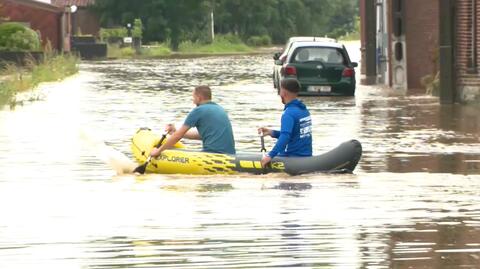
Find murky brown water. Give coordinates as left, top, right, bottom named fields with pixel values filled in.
left=1, top=43, right=480, bottom=268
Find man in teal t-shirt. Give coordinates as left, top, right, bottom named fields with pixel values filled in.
left=150, top=86, right=236, bottom=157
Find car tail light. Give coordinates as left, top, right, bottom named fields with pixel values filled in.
left=282, top=66, right=297, bottom=76
left=342, top=68, right=354, bottom=77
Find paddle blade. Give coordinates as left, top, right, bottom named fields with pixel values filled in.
left=132, top=133, right=165, bottom=174
left=133, top=162, right=148, bottom=174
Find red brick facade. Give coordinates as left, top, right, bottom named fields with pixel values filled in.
left=72, top=8, right=99, bottom=36
left=404, top=0, right=439, bottom=91
left=361, top=0, right=480, bottom=102
left=455, top=0, right=480, bottom=101
left=52, top=0, right=100, bottom=37
left=360, top=0, right=440, bottom=92
left=0, top=0, right=63, bottom=50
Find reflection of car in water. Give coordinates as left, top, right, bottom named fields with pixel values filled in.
left=273, top=37, right=358, bottom=96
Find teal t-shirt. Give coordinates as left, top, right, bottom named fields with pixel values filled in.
left=184, top=102, right=236, bottom=154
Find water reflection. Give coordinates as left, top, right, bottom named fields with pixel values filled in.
left=357, top=91, right=480, bottom=174
left=389, top=217, right=480, bottom=268
left=196, top=183, right=234, bottom=193
left=274, top=182, right=313, bottom=191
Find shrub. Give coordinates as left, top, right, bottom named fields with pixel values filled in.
left=178, top=35, right=251, bottom=54
left=141, top=44, right=171, bottom=57
left=421, top=72, right=440, bottom=96
left=100, top=27, right=128, bottom=43
left=0, top=22, right=41, bottom=51
left=178, top=40, right=197, bottom=52
left=132, top=18, right=142, bottom=39
left=246, top=35, right=271, bottom=46
left=120, top=46, right=135, bottom=57
left=217, top=33, right=242, bottom=44
left=260, top=35, right=271, bottom=45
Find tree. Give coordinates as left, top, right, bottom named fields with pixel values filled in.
left=132, top=18, right=143, bottom=38
left=90, top=0, right=360, bottom=47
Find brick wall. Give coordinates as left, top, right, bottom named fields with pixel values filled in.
left=455, top=0, right=480, bottom=102
left=0, top=0, right=62, bottom=51
left=52, top=0, right=100, bottom=37
left=404, top=0, right=439, bottom=92
left=73, top=8, right=99, bottom=37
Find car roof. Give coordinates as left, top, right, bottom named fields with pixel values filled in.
left=290, top=41, right=344, bottom=50
left=287, top=36, right=337, bottom=43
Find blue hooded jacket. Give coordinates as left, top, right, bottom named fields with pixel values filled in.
left=268, top=99, right=312, bottom=158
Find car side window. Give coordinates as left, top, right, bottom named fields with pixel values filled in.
left=280, top=42, right=295, bottom=62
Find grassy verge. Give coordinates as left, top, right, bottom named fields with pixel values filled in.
left=107, top=43, right=172, bottom=58
left=0, top=53, right=79, bottom=106
left=178, top=36, right=252, bottom=54
left=106, top=35, right=254, bottom=59
left=339, top=31, right=360, bottom=41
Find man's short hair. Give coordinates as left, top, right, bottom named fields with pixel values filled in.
left=280, top=78, right=301, bottom=93
left=194, top=85, right=212, bottom=100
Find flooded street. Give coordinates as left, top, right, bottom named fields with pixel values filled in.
left=1, top=43, right=480, bottom=268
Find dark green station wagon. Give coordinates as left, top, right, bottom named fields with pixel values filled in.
left=273, top=40, right=358, bottom=96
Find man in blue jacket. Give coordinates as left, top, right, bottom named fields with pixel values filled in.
left=258, top=78, right=312, bottom=167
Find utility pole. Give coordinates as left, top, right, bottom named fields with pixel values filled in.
left=210, top=10, right=214, bottom=42
left=207, top=0, right=215, bottom=43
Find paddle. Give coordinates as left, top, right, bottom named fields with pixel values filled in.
left=133, top=133, right=167, bottom=174
left=260, top=132, right=271, bottom=172
left=260, top=133, right=267, bottom=156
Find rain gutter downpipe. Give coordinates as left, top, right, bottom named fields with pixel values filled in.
left=365, top=0, right=377, bottom=85
left=468, top=0, right=477, bottom=73
left=439, top=0, right=455, bottom=104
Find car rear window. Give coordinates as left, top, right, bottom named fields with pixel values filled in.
left=292, top=47, right=345, bottom=64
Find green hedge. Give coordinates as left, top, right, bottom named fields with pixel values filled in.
left=100, top=18, right=143, bottom=42
left=178, top=34, right=251, bottom=54
left=99, top=28, right=128, bottom=42
left=0, top=22, right=41, bottom=51
left=246, top=35, right=271, bottom=46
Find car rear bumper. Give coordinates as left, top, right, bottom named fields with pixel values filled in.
left=297, top=78, right=356, bottom=96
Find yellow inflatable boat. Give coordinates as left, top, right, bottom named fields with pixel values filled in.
left=131, top=128, right=362, bottom=175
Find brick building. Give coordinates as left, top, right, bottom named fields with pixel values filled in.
left=403, top=1, right=439, bottom=92
left=0, top=0, right=64, bottom=50
left=51, top=0, right=99, bottom=37
left=360, top=0, right=439, bottom=93
left=453, top=0, right=480, bottom=103
left=361, top=0, right=480, bottom=103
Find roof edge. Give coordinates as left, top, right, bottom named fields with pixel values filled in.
left=3, top=0, right=63, bottom=13
left=51, top=0, right=95, bottom=8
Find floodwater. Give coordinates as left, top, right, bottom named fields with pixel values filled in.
left=1, top=42, right=480, bottom=268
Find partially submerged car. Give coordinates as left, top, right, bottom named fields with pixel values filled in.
left=273, top=38, right=358, bottom=96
